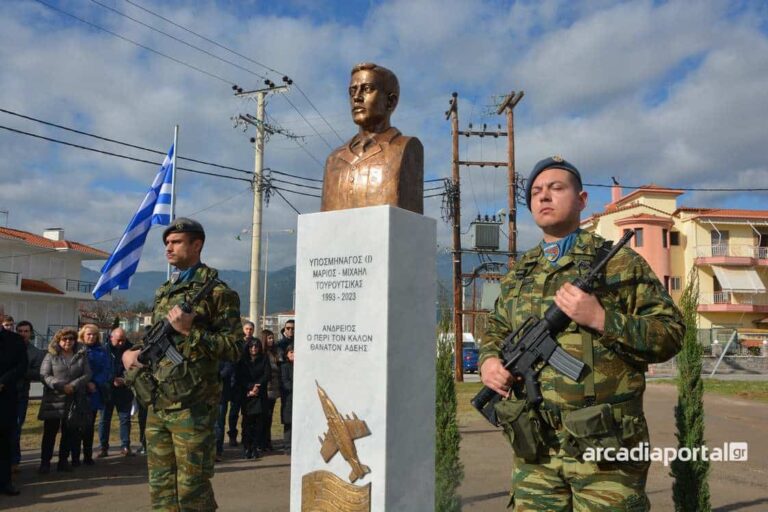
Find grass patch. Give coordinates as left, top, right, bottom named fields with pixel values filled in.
left=21, top=400, right=290, bottom=454
left=456, top=382, right=484, bottom=426
left=649, top=379, right=768, bottom=403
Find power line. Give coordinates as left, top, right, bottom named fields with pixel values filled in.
left=582, top=182, right=768, bottom=192
left=294, top=84, right=345, bottom=144
left=271, top=186, right=321, bottom=199
left=33, top=0, right=234, bottom=85
left=0, top=107, right=253, bottom=176
left=89, top=0, right=270, bottom=80
left=265, top=168, right=323, bottom=183
left=116, top=0, right=335, bottom=160
left=122, top=0, right=283, bottom=76
left=122, top=0, right=343, bottom=145
left=0, top=124, right=251, bottom=183
left=289, top=137, right=325, bottom=168
left=272, top=188, right=301, bottom=214
left=0, top=189, right=252, bottom=261
left=280, top=95, right=334, bottom=150
left=268, top=177, right=323, bottom=191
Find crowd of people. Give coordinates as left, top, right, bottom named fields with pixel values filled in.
left=0, top=314, right=295, bottom=496
left=216, top=319, right=295, bottom=460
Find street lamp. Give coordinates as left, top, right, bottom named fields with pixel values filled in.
left=262, top=229, right=295, bottom=330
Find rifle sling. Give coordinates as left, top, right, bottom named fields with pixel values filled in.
left=581, top=240, right=614, bottom=403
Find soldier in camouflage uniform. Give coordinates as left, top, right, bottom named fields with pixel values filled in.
left=123, top=218, right=242, bottom=511
left=480, top=157, right=684, bottom=511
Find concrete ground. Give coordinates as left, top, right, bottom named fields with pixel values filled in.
left=4, top=382, right=767, bottom=511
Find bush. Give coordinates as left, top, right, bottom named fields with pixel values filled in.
left=435, top=317, right=463, bottom=511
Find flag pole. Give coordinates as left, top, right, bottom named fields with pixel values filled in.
left=167, top=124, right=179, bottom=280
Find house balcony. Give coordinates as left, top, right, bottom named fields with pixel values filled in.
left=0, top=270, right=21, bottom=292
left=41, top=278, right=110, bottom=301
left=695, top=245, right=768, bottom=266
left=698, top=292, right=768, bottom=313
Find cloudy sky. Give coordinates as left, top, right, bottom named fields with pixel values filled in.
left=1, top=0, right=766, bottom=276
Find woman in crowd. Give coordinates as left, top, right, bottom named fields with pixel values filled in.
left=280, top=344, right=294, bottom=456
left=71, top=324, right=111, bottom=466
left=38, top=328, right=91, bottom=473
left=235, top=338, right=270, bottom=460
left=261, top=329, right=280, bottom=452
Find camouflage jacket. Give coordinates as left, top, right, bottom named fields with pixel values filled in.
left=480, top=231, right=684, bottom=409
left=142, top=264, right=242, bottom=408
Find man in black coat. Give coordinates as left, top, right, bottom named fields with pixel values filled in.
left=277, top=319, right=294, bottom=359
left=0, top=328, right=27, bottom=495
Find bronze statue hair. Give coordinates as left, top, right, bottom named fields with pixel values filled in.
left=351, top=62, right=399, bottom=99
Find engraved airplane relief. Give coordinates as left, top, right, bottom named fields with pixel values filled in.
left=315, top=381, right=371, bottom=483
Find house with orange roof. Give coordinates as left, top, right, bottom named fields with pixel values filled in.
left=0, top=226, right=110, bottom=344
left=582, top=183, right=768, bottom=349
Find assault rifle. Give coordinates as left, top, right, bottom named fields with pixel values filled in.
left=137, top=278, right=218, bottom=368
left=471, top=230, right=634, bottom=426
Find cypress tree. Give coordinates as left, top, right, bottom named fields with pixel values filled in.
left=435, top=316, right=464, bottom=511
left=671, top=269, right=711, bottom=511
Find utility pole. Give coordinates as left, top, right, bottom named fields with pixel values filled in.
left=445, top=90, right=524, bottom=382
left=233, top=82, right=290, bottom=323
left=497, top=91, right=525, bottom=268
left=446, top=93, right=463, bottom=381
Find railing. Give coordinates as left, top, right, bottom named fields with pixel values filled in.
left=695, top=244, right=759, bottom=258
left=0, top=270, right=20, bottom=286
left=66, top=279, right=96, bottom=294
left=700, top=292, right=768, bottom=306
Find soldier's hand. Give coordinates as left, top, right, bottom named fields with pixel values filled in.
left=167, top=305, right=195, bottom=336
left=555, top=282, right=606, bottom=333
left=122, top=349, right=143, bottom=370
left=480, top=357, right=515, bottom=398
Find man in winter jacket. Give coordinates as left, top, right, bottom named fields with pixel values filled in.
left=0, top=328, right=26, bottom=495
left=99, top=327, right=135, bottom=457
left=13, top=321, right=44, bottom=471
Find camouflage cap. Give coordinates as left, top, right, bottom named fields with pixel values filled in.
left=162, top=217, right=206, bottom=243
left=525, top=156, right=582, bottom=210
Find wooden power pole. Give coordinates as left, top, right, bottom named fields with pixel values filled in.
left=497, top=91, right=525, bottom=268
left=445, top=90, right=524, bottom=382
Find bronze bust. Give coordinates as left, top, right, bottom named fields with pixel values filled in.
left=320, top=63, right=424, bottom=214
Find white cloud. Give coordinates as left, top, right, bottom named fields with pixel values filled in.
left=0, top=0, right=766, bottom=280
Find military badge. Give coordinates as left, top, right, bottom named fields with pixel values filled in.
left=543, top=243, right=560, bottom=262
left=552, top=154, right=564, bottom=163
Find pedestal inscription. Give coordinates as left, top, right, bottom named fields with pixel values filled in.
left=291, top=206, right=436, bottom=512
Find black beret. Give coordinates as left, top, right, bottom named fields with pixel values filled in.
left=525, top=156, right=582, bottom=210
left=162, top=217, right=206, bottom=243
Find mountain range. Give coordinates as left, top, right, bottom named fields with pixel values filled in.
left=81, top=251, right=501, bottom=315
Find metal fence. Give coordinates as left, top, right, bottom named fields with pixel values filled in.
left=697, top=328, right=767, bottom=356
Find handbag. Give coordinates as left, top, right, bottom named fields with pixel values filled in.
left=244, top=396, right=263, bottom=416
left=66, top=390, right=91, bottom=430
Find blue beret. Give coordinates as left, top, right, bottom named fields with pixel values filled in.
left=162, top=217, right=206, bottom=243
left=525, top=156, right=582, bottom=210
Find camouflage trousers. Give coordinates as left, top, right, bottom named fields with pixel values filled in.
left=510, top=445, right=650, bottom=511
left=147, top=404, right=218, bottom=511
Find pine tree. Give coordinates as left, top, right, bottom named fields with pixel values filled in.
left=671, top=269, right=711, bottom=511
left=435, top=316, right=464, bottom=511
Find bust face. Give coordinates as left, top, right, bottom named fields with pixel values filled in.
left=348, top=69, right=394, bottom=130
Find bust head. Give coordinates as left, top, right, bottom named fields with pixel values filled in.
left=348, top=62, right=399, bottom=133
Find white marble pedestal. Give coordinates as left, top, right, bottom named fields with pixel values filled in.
left=290, top=205, right=436, bottom=512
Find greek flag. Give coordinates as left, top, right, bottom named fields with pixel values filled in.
left=92, top=145, right=175, bottom=299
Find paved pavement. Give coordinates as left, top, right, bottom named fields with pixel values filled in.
left=4, top=382, right=767, bottom=511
